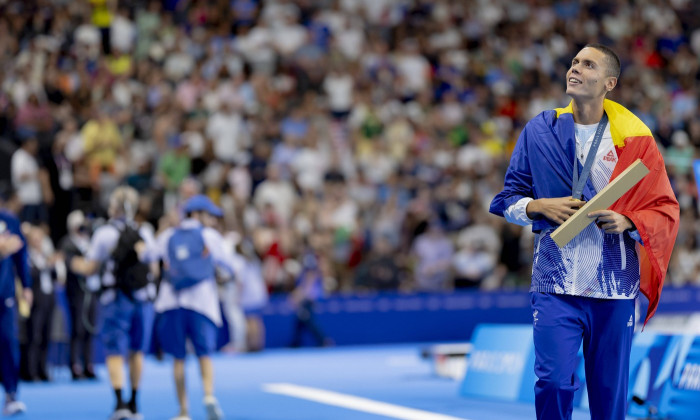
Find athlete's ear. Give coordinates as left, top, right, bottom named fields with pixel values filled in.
left=605, top=76, right=617, bottom=93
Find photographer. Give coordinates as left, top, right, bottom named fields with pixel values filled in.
left=59, top=210, right=98, bottom=380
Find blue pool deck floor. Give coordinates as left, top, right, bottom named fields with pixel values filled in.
left=20, top=343, right=597, bottom=420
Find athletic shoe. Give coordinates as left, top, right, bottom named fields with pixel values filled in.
left=129, top=410, right=144, bottom=420
left=84, top=368, right=98, bottom=380
left=203, top=396, right=223, bottom=420
left=128, top=400, right=143, bottom=420
left=2, top=400, right=26, bottom=416
left=108, top=407, right=132, bottom=420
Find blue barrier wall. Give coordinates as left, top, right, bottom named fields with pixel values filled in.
left=261, top=290, right=533, bottom=348
left=260, top=285, right=700, bottom=348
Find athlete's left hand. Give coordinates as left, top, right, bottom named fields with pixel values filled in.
left=587, top=210, right=634, bottom=234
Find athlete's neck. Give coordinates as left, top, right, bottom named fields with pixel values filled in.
left=572, top=99, right=605, bottom=125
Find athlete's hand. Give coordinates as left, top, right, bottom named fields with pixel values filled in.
left=0, top=234, right=23, bottom=258
left=526, top=197, right=586, bottom=225
left=587, top=210, right=634, bottom=234
left=22, top=288, right=33, bottom=309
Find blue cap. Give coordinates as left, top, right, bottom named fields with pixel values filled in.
left=183, top=194, right=223, bottom=217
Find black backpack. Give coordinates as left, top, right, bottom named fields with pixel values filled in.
left=111, top=223, right=151, bottom=297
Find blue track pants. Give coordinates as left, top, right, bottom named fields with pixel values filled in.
left=531, top=292, right=635, bottom=420
left=0, top=298, right=20, bottom=396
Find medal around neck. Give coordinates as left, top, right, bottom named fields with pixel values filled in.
left=551, top=159, right=649, bottom=248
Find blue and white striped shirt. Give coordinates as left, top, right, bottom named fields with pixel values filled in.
left=505, top=123, right=641, bottom=299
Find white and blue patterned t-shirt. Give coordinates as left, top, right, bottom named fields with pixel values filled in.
left=505, top=123, right=641, bottom=299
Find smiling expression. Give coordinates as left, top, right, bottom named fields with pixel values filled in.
left=566, top=47, right=617, bottom=100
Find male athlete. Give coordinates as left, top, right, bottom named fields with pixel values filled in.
left=490, top=44, right=679, bottom=420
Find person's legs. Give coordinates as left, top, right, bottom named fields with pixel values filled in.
left=106, top=355, right=125, bottom=390
left=0, top=303, right=25, bottom=415
left=157, top=309, right=188, bottom=418
left=290, top=308, right=306, bottom=348
left=199, top=357, right=214, bottom=399
left=37, top=291, right=55, bottom=380
left=105, top=355, right=131, bottom=420
left=531, top=293, right=584, bottom=420
left=25, top=301, right=39, bottom=381
left=291, top=300, right=325, bottom=347
left=127, top=301, right=151, bottom=418
left=26, top=284, right=53, bottom=380
left=199, top=357, right=222, bottom=420
left=128, top=352, right=143, bottom=389
left=302, top=300, right=328, bottom=346
left=221, top=282, right=246, bottom=352
left=245, top=314, right=265, bottom=352
left=68, top=294, right=84, bottom=379
left=186, top=309, right=222, bottom=420
left=101, top=294, right=132, bottom=419
left=83, top=294, right=98, bottom=378
left=186, top=310, right=217, bottom=396
left=127, top=351, right=143, bottom=416
left=582, top=298, right=635, bottom=420
left=173, top=359, right=188, bottom=417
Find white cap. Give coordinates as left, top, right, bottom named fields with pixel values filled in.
left=67, top=210, right=85, bottom=232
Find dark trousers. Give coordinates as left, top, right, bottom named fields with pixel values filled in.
left=0, top=299, right=20, bottom=395
left=290, top=300, right=326, bottom=347
left=531, top=292, right=635, bottom=420
left=67, top=287, right=97, bottom=374
left=24, top=288, right=55, bottom=380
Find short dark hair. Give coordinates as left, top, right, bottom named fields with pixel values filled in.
left=0, top=182, right=16, bottom=202
left=585, top=43, right=620, bottom=79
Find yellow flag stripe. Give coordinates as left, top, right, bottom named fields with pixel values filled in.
left=555, top=99, right=652, bottom=148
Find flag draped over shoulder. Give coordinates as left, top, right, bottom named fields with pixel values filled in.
left=550, top=100, right=679, bottom=324
left=602, top=99, right=680, bottom=325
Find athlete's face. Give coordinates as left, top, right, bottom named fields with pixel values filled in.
left=566, top=47, right=617, bottom=101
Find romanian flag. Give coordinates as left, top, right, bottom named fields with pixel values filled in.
left=556, top=99, right=680, bottom=324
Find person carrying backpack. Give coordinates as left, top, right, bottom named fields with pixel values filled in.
left=71, top=186, right=156, bottom=420
left=146, top=195, right=240, bottom=420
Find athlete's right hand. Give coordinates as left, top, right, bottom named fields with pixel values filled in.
left=526, top=196, right=586, bottom=225
left=0, top=233, right=23, bottom=258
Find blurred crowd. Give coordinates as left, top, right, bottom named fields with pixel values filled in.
left=2, top=0, right=700, bottom=304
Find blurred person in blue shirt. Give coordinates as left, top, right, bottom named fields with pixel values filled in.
left=0, top=185, right=32, bottom=416
left=145, top=194, right=239, bottom=420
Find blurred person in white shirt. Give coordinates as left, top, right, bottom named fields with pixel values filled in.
left=146, top=195, right=238, bottom=420
left=110, top=6, right=135, bottom=54
left=394, top=38, right=431, bottom=99
left=253, top=164, right=298, bottom=226
left=323, top=65, right=354, bottom=120
left=206, top=100, right=250, bottom=165
left=11, top=132, right=50, bottom=226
